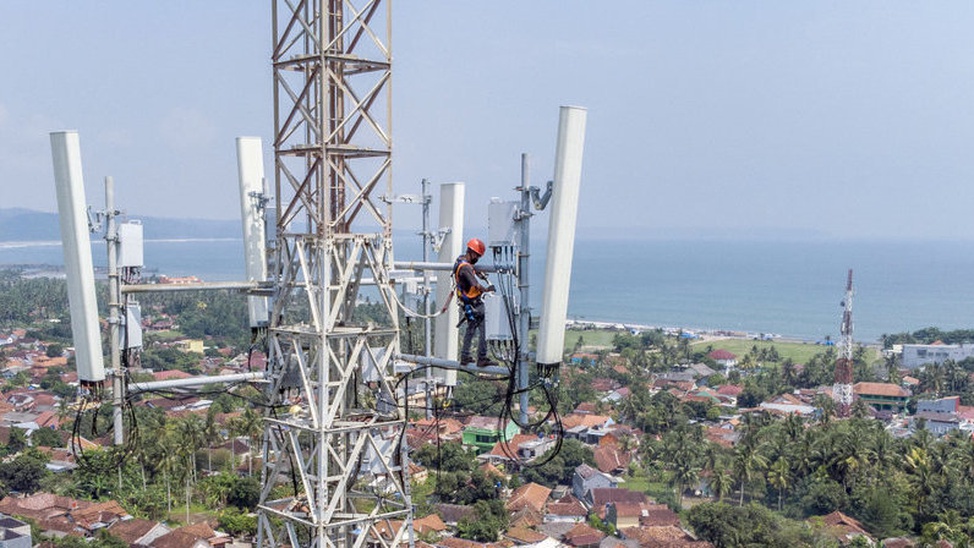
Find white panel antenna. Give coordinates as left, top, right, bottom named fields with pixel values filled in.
left=485, top=292, right=514, bottom=341
left=124, top=303, right=143, bottom=349
left=118, top=221, right=144, bottom=268
left=536, top=106, right=588, bottom=368
left=236, top=137, right=270, bottom=328
left=50, top=131, right=106, bottom=383
left=433, top=183, right=464, bottom=387
left=488, top=200, right=519, bottom=248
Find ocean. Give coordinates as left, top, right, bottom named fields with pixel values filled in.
left=3, top=237, right=973, bottom=344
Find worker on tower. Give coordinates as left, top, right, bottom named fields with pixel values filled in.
left=454, top=238, right=496, bottom=367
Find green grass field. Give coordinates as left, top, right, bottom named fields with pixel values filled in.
left=563, top=328, right=618, bottom=350
left=691, top=338, right=826, bottom=365
left=560, top=326, right=880, bottom=366
left=692, top=337, right=881, bottom=365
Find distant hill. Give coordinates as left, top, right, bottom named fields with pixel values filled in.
left=0, top=208, right=240, bottom=242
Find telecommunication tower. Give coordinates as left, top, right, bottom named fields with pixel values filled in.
left=256, top=2, right=410, bottom=547
left=833, top=269, right=854, bottom=417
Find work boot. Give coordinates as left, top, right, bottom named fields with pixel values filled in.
left=459, top=355, right=474, bottom=365
left=476, top=357, right=497, bottom=367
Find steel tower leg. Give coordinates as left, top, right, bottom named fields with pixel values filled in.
left=257, top=2, right=409, bottom=547
left=833, top=269, right=855, bottom=417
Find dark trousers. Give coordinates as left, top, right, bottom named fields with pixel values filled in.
left=460, top=300, right=487, bottom=361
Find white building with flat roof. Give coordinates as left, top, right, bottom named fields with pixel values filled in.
left=901, top=343, right=974, bottom=369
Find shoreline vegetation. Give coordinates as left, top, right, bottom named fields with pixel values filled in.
left=563, top=320, right=883, bottom=366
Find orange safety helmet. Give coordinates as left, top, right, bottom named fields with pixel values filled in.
left=466, top=238, right=486, bottom=256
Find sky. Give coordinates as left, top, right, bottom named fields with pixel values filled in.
left=2, top=2, right=974, bottom=241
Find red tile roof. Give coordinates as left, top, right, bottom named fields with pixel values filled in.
left=506, top=482, right=552, bottom=514
left=853, top=382, right=909, bottom=398
left=708, top=350, right=736, bottom=361
left=414, top=514, right=447, bottom=534
left=562, top=413, right=612, bottom=430
left=412, top=417, right=465, bottom=437
left=479, top=462, right=507, bottom=478
left=152, top=370, right=194, bottom=381
left=593, top=445, right=629, bottom=474
left=613, top=502, right=646, bottom=518
left=70, top=500, right=129, bottom=529
left=621, top=525, right=713, bottom=547
left=564, top=523, right=606, bottom=547
left=148, top=529, right=206, bottom=548
left=465, top=415, right=508, bottom=431
left=505, top=526, right=547, bottom=544
left=591, top=378, right=620, bottom=392
left=591, top=488, right=647, bottom=509
left=509, top=506, right=544, bottom=529
left=574, top=402, right=598, bottom=414
left=546, top=495, right=588, bottom=518
left=437, top=537, right=490, bottom=548
left=639, top=504, right=681, bottom=527
left=107, top=518, right=164, bottom=545
left=489, top=433, right=545, bottom=458
left=820, top=510, right=869, bottom=535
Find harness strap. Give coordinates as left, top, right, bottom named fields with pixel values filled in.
left=453, top=258, right=483, bottom=302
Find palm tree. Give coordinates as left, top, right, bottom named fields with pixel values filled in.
left=709, top=467, right=733, bottom=502
left=951, top=435, right=974, bottom=481
left=913, top=428, right=934, bottom=454
left=659, top=425, right=704, bottom=508
left=733, top=441, right=768, bottom=506
left=702, top=443, right=723, bottom=475
left=922, top=509, right=969, bottom=547
left=904, top=446, right=937, bottom=517
left=83, top=472, right=114, bottom=499
left=203, top=410, right=222, bottom=473
left=55, top=399, right=74, bottom=428
left=884, top=354, right=900, bottom=383
left=868, top=423, right=896, bottom=480
left=199, top=471, right=235, bottom=507
left=783, top=411, right=803, bottom=443
left=670, top=458, right=700, bottom=509
left=612, top=430, right=637, bottom=463
left=617, top=396, right=640, bottom=425
left=177, top=414, right=205, bottom=482
left=767, top=457, right=790, bottom=511
left=235, top=407, right=264, bottom=475
left=158, top=425, right=183, bottom=514
left=920, top=362, right=946, bottom=396
left=815, top=394, right=836, bottom=426
left=832, top=424, right=873, bottom=490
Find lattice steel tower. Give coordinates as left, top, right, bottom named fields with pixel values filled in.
left=257, top=2, right=410, bottom=547
left=833, top=269, right=854, bottom=417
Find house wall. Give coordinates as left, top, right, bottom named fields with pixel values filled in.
left=917, top=398, right=959, bottom=414
left=923, top=419, right=959, bottom=436
left=856, top=394, right=908, bottom=411
left=902, top=344, right=974, bottom=369
left=462, top=422, right=519, bottom=453
left=571, top=471, right=616, bottom=503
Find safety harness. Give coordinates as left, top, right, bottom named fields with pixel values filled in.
left=453, top=257, right=482, bottom=325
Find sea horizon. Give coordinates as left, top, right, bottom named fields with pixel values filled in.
left=2, top=236, right=973, bottom=345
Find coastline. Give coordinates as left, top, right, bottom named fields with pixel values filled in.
left=565, top=318, right=840, bottom=347
left=6, top=237, right=974, bottom=343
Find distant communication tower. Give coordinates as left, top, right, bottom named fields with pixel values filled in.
left=833, top=269, right=854, bottom=417
left=256, top=2, right=409, bottom=547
